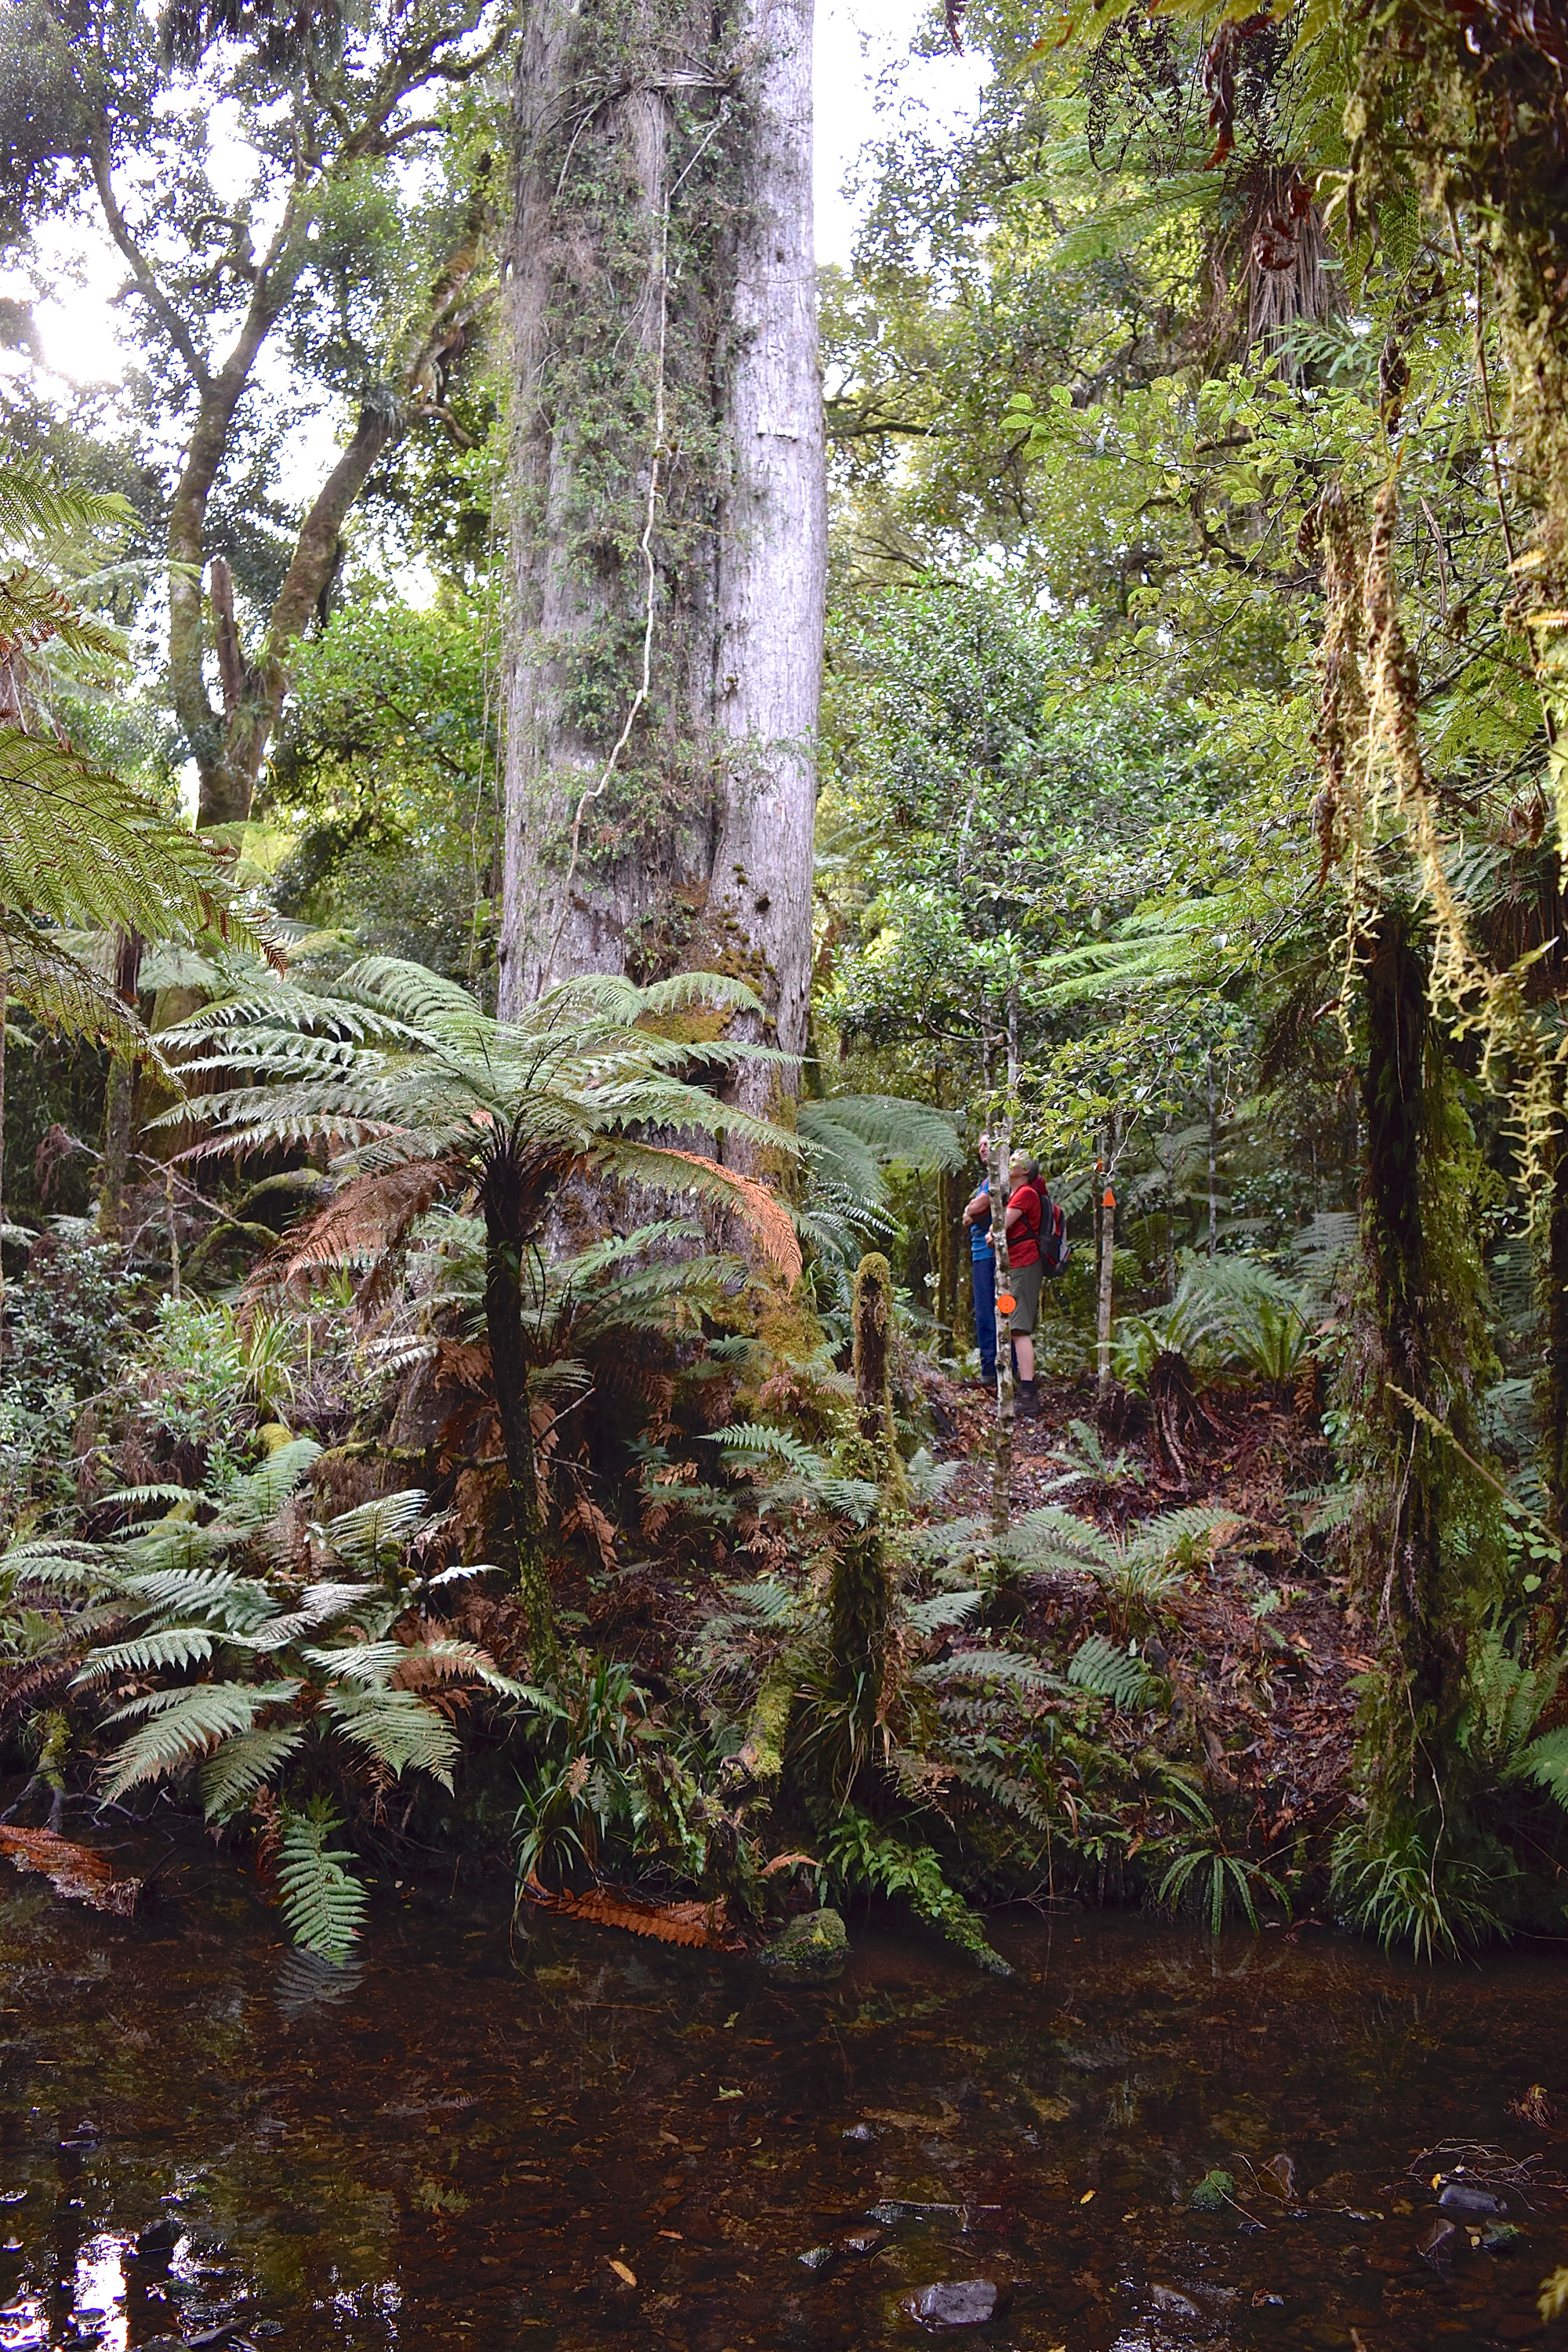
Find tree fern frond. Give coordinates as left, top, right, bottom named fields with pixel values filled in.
left=1010, top=1506, right=1116, bottom=1577
left=301, top=1640, right=406, bottom=1685
left=1123, top=1507, right=1240, bottom=1568
left=919, top=1648, right=1061, bottom=1693
left=710, top=1424, right=835, bottom=1482
left=1521, top=1726, right=1568, bottom=1813
left=245, top=1583, right=379, bottom=1650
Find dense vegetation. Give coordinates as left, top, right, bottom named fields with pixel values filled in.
left=0, top=0, right=1566, bottom=1977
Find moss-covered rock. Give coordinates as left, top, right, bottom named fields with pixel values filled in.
left=760, top=1906, right=849, bottom=1981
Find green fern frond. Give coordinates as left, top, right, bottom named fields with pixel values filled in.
left=1066, top=1634, right=1162, bottom=1710
left=323, top=1490, right=430, bottom=1567
left=278, top=1801, right=368, bottom=1963
left=199, top=1724, right=306, bottom=1820
left=949, top=1755, right=1056, bottom=1840
left=246, top=1582, right=379, bottom=1650
left=1124, top=1507, right=1240, bottom=1568
left=325, top=1688, right=461, bottom=1786
left=1010, top=1506, right=1116, bottom=1577
left=905, top=1589, right=985, bottom=1635
left=100, top=1681, right=287, bottom=1801
left=73, top=1627, right=219, bottom=1684
left=710, top=1424, right=837, bottom=1482
left=920, top=1647, right=1060, bottom=1694
left=1520, top=1726, right=1568, bottom=1813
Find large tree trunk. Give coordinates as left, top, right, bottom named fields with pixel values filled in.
left=499, top=0, right=826, bottom=1120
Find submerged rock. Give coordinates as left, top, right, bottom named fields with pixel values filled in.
left=843, top=2122, right=877, bottom=2143
left=1418, top=2215, right=1460, bottom=2272
left=905, top=2279, right=1001, bottom=2329
left=1149, top=2284, right=1201, bottom=2318
left=760, top=1909, right=849, bottom=1981
left=1439, top=2181, right=1507, bottom=2218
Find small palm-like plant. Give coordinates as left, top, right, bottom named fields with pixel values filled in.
left=157, top=955, right=800, bottom=1668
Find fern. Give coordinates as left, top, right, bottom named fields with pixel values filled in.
left=325, top=1489, right=430, bottom=1570
left=710, top=1424, right=836, bottom=1482
left=920, top=1647, right=1061, bottom=1695
left=72, top=1628, right=219, bottom=1683
left=905, top=1589, right=985, bottom=1635
left=949, top=1756, right=1057, bottom=1840
left=820, top=1806, right=1011, bottom=1975
left=199, top=1725, right=306, bottom=1821
left=325, top=1688, right=462, bottom=1787
left=100, top=1681, right=296, bottom=1802
left=1519, top=1726, right=1568, bottom=1812
left=278, top=1802, right=368, bottom=1964
left=1067, top=1635, right=1162, bottom=1710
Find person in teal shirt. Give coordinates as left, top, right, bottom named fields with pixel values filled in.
left=961, top=1134, right=996, bottom=1386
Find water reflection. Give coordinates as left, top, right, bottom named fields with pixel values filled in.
left=0, top=1861, right=1563, bottom=2348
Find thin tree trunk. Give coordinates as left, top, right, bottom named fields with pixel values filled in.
left=829, top=1251, right=898, bottom=1757
left=98, top=930, right=143, bottom=1243
left=1098, top=1174, right=1116, bottom=1396
left=1207, top=1047, right=1218, bottom=1258
left=937, top=1163, right=964, bottom=1343
left=989, top=1121, right=1014, bottom=1536
left=1163, top=1105, right=1177, bottom=1301
left=1541, top=1069, right=1568, bottom=1602
left=0, top=972, right=7, bottom=1361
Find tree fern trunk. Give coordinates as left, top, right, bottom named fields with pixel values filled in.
left=481, top=1171, right=559, bottom=1672
left=828, top=1252, right=900, bottom=1763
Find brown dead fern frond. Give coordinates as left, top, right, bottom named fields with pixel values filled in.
left=249, top=1158, right=453, bottom=1313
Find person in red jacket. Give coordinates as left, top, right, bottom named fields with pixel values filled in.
left=1004, top=1152, right=1044, bottom=1417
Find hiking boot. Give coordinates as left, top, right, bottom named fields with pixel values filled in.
left=1017, top=1378, right=1040, bottom=1419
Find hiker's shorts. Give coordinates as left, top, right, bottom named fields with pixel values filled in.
left=1008, top=1258, right=1044, bottom=1334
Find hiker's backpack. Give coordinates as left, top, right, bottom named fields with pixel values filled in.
left=1041, top=1196, right=1070, bottom=1276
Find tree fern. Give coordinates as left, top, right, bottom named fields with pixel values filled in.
left=278, top=1802, right=368, bottom=1965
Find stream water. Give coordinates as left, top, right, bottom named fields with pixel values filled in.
left=0, top=1846, right=1564, bottom=2351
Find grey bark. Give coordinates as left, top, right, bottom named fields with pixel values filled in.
left=500, top=0, right=826, bottom=1119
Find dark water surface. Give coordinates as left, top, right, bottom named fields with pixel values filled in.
left=1, top=1853, right=1566, bottom=2351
